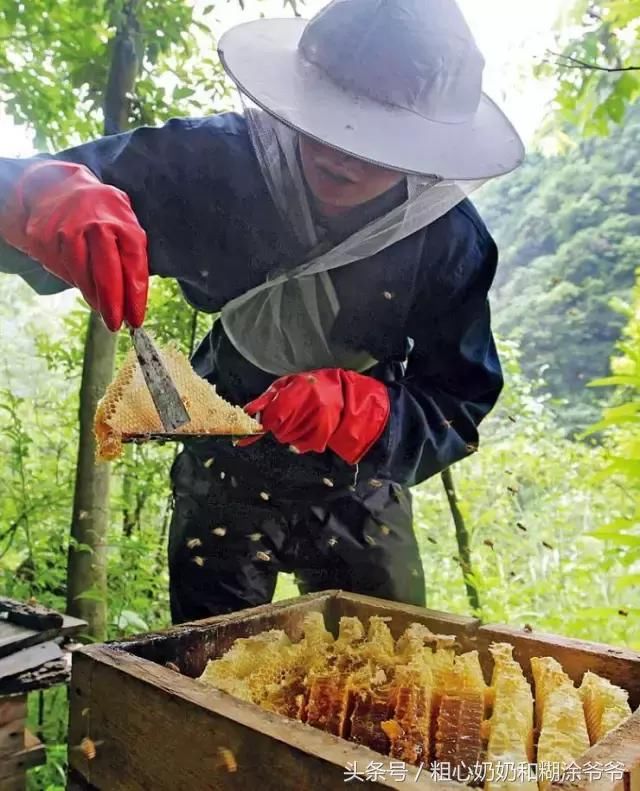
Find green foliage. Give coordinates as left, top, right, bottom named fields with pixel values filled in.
left=580, top=267, right=640, bottom=610
left=538, top=0, right=640, bottom=136
left=413, top=340, right=640, bottom=647
left=0, top=0, right=237, bottom=149
left=475, top=106, right=640, bottom=431
left=0, top=279, right=213, bottom=788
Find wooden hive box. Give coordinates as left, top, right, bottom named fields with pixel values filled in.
left=67, top=591, right=640, bottom=791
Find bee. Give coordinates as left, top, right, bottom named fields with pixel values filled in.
left=618, top=609, right=629, bottom=617
left=483, top=539, right=495, bottom=550
left=542, top=541, right=554, bottom=550
left=81, top=738, right=97, bottom=760
left=73, top=737, right=103, bottom=760
left=516, top=522, right=527, bottom=532
left=523, top=624, right=533, bottom=633
left=218, top=746, right=238, bottom=773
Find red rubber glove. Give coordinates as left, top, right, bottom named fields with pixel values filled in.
left=0, top=160, right=148, bottom=331
left=242, top=369, right=390, bottom=465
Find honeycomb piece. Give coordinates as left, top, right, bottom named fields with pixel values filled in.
left=435, top=652, right=487, bottom=772
left=484, top=644, right=536, bottom=791
left=359, top=616, right=396, bottom=668
left=435, top=693, right=485, bottom=772
left=300, top=611, right=335, bottom=653
left=536, top=685, right=591, bottom=791
left=579, top=671, right=632, bottom=744
left=442, top=651, right=487, bottom=695
left=336, top=617, right=366, bottom=649
left=530, top=656, right=573, bottom=730
left=395, top=623, right=433, bottom=658
left=199, top=613, right=335, bottom=716
left=382, top=658, right=433, bottom=765
left=426, top=643, right=456, bottom=747
left=306, top=672, right=354, bottom=737
left=431, top=646, right=456, bottom=692
left=331, top=617, right=367, bottom=671
left=349, top=680, right=394, bottom=753
left=199, top=629, right=291, bottom=702
left=94, top=345, right=262, bottom=460
left=260, top=613, right=335, bottom=717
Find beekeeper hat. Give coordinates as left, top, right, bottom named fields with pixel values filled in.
left=217, top=0, right=525, bottom=180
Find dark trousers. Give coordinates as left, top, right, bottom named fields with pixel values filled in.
left=168, top=449, right=426, bottom=624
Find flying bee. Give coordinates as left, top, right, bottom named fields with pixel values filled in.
left=72, top=737, right=104, bottom=761
left=218, top=746, right=238, bottom=773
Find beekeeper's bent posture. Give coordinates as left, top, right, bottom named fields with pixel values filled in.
left=0, top=0, right=524, bottom=622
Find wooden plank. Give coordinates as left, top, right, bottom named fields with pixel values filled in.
left=476, top=623, right=640, bottom=708
left=0, top=614, right=86, bottom=660
left=0, top=696, right=26, bottom=727
left=67, top=771, right=98, bottom=790
left=0, top=642, right=62, bottom=681
left=0, top=623, right=41, bottom=660
left=0, top=695, right=26, bottom=760
left=68, top=647, right=462, bottom=791
left=0, top=657, right=69, bottom=696
left=0, top=776, right=25, bottom=791
left=0, top=598, right=63, bottom=631
left=111, top=590, right=336, bottom=677
left=0, top=728, right=47, bottom=780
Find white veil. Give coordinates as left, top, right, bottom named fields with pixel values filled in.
left=220, top=102, right=487, bottom=376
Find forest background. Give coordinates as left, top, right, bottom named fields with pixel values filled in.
left=1, top=0, right=639, bottom=787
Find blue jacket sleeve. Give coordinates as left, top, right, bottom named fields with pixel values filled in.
left=0, top=115, right=262, bottom=307
left=369, top=211, right=503, bottom=487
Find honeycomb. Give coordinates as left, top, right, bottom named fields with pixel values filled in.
left=435, top=652, right=488, bottom=770
left=197, top=615, right=635, bottom=787
left=94, top=344, right=262, bottom=461
left=579, top=670, right=632, bottom=743
left=485, top=644, right=536, bottom=790
left=531, top=656, right=590, bottom=786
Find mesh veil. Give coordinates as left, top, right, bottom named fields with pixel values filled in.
left=220, top=99, right=488, bottom=376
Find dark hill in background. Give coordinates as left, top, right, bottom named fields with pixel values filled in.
left=475, top=106, right=640, bottom=430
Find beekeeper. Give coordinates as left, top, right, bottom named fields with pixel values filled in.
left=0, top=0, right=524, bottom=622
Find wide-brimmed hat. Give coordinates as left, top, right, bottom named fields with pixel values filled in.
left=218, top=0, right=525, bottom=180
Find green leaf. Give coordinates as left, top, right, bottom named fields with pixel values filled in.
left=172, top=85, right=195, bottom=101
left=604, top=93, right=627, bottom=124
left=587, top=529, right=640, bottom=546
left=614, top=573, right=640, bottom=591
left=615, top=71, right=640, bottom=101
left=588, top=375, right=640, bottom=388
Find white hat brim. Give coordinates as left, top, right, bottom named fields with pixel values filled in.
left=218, top=18, right=525, bottom=180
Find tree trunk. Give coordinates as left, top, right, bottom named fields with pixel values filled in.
left=66, top=316, right=116, bottom=638
left=66, top=6, right=140, bottom=640
left=440, top=468, right=481, bottom=614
